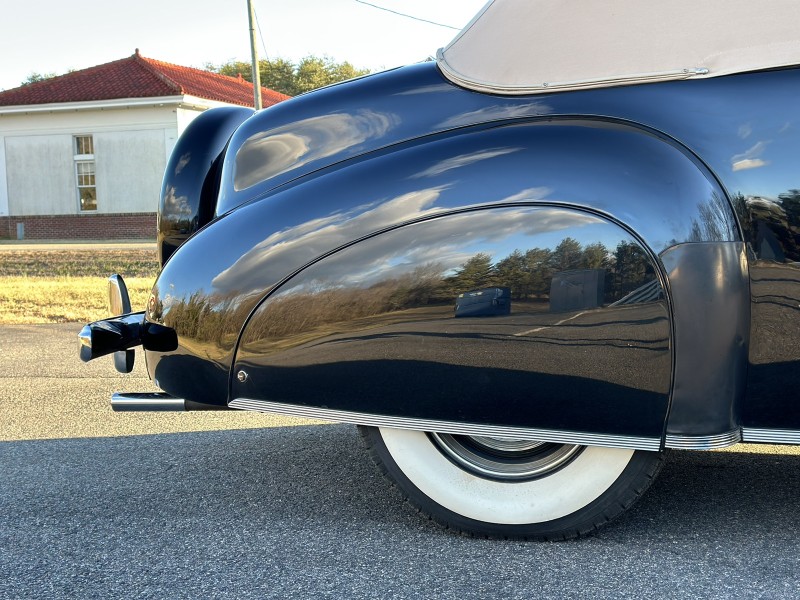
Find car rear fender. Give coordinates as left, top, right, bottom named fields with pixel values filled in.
left=148, top=118, right=749, bottom=448
left=157, top=106, right=253, bottom=266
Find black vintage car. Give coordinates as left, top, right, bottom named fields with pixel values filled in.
left=81, top=0, right=800, bottom=540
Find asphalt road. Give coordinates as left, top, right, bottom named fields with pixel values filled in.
left=2, top=324, right=800, bottom=598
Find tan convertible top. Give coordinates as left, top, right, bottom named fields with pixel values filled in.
left=437, top=0, right=800, bottom=94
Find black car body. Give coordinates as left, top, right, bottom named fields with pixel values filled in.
left=80, top=0, right=800, bottom=539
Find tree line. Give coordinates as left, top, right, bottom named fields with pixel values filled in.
left=204, top=56, right=370, bottom=96
left=388, top=238, right=654, bottom=307
left=159, top=237, right=655, bottom=345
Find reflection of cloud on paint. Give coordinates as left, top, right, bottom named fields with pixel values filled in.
left=234, top=110, right=399, bottom=190
left=232, top=206, right=605, bottom=295
left=163, top=185, right=192, bottom=216
left=732, top=159, right=768, bottom=172
left=393, top=83, right=455, bottom=96
left=737, top=123, right=752, bottom=139
left=174, top=153, right=191, bottom=175
left=411, top=148, right=520, bottom=178
left=731, top=140, right=770, bottom=172
left=498, top=187, right=552, bottom=203
left=237, top=132, right=310, bottom=184
left=437, top=103, right=552, bottom=128
left=212, top=186, right=448, bottom=292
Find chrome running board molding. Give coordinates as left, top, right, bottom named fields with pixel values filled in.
left=742, top=428, right=800, bottom=445
left=666, top=428, right=800, bottom=449
left=229, top=398, right=662, bottom=451
left=664, top=430, right=741, bottom=450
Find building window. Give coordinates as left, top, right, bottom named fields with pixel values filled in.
left=74, top=135, right=97, bottom=211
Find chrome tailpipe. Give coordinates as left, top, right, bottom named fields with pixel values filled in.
left=111, top=392, right=229, bottom=411
left=112, top=392, right=186, bottom=411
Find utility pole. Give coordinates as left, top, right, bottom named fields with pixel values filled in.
left=247, top=0, right=263, bottom=110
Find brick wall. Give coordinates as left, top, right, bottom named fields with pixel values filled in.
left=0, top=213, right=157, bottom=240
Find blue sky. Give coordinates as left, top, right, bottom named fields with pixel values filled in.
left=0, top=0, right=486, bottom=91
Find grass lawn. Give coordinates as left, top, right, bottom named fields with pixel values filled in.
left=0, top=248, right=158, bottom=324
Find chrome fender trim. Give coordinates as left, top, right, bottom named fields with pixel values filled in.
left=664, top=430, right=742, bottom=450
left=229, top=398, right=662, bottom=451
left=742, top=428, right=800, bottom=445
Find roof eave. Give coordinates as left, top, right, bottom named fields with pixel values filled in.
left=0, top=95, right=189, bottom=115
left=180, top=94, right=254, bottom=110
left=0, top=94, right=252, bottom=116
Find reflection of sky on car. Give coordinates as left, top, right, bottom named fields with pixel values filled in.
left=212, top=116, right=725, bottom=296
left=212, top=164, right=636, bottom=295
left=258, top=208, right=628, bottom=297
left=725, top=124, right=798, bottom=199
left=435, top=102, right=553, bottom=128
left=410, top=148, right=520, bottom=179
left=234, top=110, right=400, bottom=190
left=372, top=223, right=627, bottom=276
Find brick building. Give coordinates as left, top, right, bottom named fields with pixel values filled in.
left=0, top=51, right=288, bottom=240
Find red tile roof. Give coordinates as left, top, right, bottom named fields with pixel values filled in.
left=0, top=50, right=290, bottom=108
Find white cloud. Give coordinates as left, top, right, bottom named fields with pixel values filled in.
left=732, top=159, right=768, bottom=172
left=234, top=110, right=399, bottom=190
left=498, top=187, right=552, bottom=203
left=411, top=148, right=521, bottom=178
left=731, top=140, right=770, bottom=172
left=437, top=103, right=552, bottom=128
left=162, top=185, right=191, bottom=216
left=737, top=123, right=752, bottom=139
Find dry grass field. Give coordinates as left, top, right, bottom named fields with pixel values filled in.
left=0, top=248, right=158, bottom=324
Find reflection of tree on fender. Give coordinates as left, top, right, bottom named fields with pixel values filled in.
left=445, top=239, right=652, bottom=305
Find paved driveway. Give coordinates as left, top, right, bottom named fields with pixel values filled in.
left=1, top=324, right=799, bottom=598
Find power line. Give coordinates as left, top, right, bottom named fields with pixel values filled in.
left=354, top=0, right=460, bottom=30
left=253, top=4, right=269, bottom=60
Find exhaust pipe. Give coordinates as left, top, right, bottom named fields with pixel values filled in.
left=111, top=392, right=230, bottom=411
left=112, top=392, right=186, bottom=411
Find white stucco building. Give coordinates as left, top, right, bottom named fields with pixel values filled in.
left=0, top=51, right=288, bottom=239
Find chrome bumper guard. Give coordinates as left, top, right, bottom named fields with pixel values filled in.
left=79, top=312, right=145, bottom=363
left=78, top=313, right=177, bottom=368
left=77, top=274, right=177, bottom=373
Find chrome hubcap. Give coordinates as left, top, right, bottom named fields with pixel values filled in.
left=429, top=433, right=582, bottom=481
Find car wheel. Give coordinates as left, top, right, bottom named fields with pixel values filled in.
left=359, top=426, right=663, bottom=540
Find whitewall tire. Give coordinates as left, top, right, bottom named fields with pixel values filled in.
left=360, top=426, right=663, bottom=540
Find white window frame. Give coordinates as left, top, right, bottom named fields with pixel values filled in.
left=74, top=135, right=97, bottom=212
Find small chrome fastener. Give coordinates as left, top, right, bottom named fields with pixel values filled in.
left=237, top=370, right=249, bottom=383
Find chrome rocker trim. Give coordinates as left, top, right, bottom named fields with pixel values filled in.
left=742, top=428, right=800, bottom=445
left=664, top=430, right=742, bottom=450
left=229, top=398, right=662, bottom=451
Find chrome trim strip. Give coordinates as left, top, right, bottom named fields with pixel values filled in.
left=664, top=429, right=741, bottom=450
left=742, top=428, right=800, bottom=445
left=111, top=392, right=185, bottom=412
left=436, top=49, right=709, bottom=95
left=229, top=398, right=662, bottom=451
